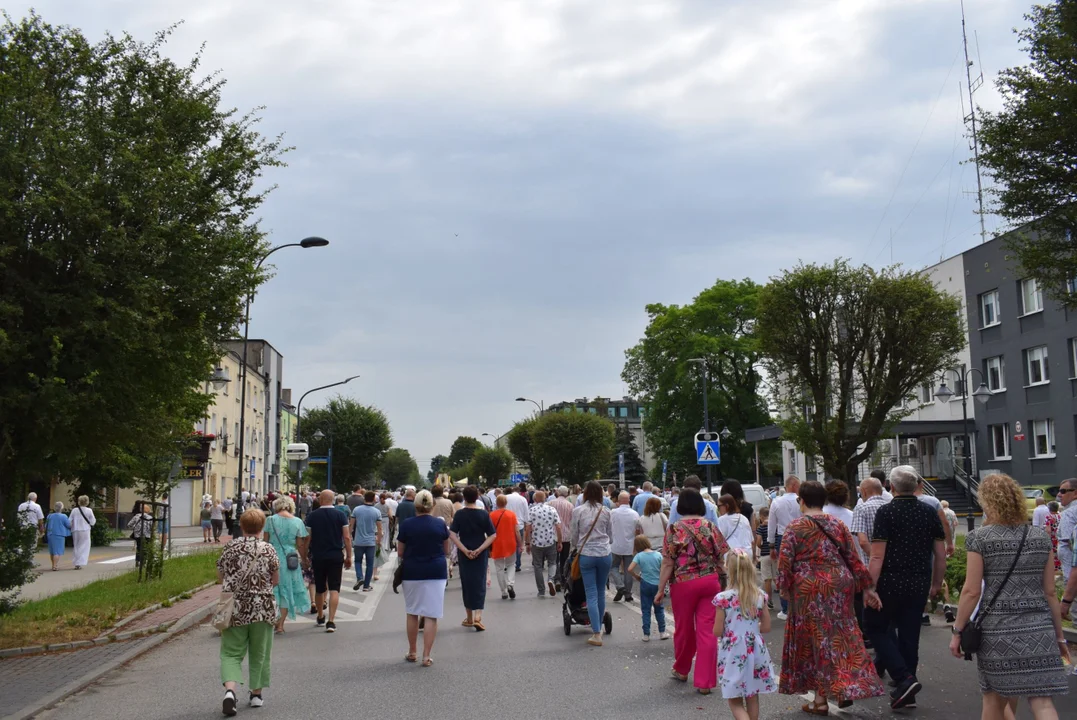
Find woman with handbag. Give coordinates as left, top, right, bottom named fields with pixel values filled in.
left=653, top=488, right=728, bottom=693
left=950, top=474, right=1070, bottom=720
left=263, top=496, right=309, bottom=634
left=569, top=481, right=613, bottom=647
left=217, top=508, right=279, bottom=716
left=70, top=495, right=96, bottom=569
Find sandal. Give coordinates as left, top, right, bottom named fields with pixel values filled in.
left=461, top=619, right=474, bottom=627
left=421, top=657, right=433, bottom=667
left=671, top=670, right=688, bottom=682
left=697, top=688, right=711, bottom=696
left=473, top=621, right=486, bottom=632
left=405, top=653, right=417, bottom=663
left=801, top=702, right=829, bottom=716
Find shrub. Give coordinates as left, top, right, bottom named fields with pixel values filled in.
left=0, top=523, right=39, bottom=615
left=90, top=519, right=114, bottom=547
left=945, top=545, right=967, bottom=600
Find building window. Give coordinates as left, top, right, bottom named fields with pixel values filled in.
left=607, top=407, right=615, bottom=417
left=1031, top=418, right=1055, bottom=458
left=979, top=290, right=1000, bottom=327
left=1024, top=345, right=1049, bottom=385
left=787, top=448, right=797, bottom=474
left=950, top=368, right=966, bottom=396
left=638, top=407, right=646, bottom=419
left=919, top=382, right=934, bottom=404
left=1071, top=339, right=1077, bottom=379
left=1068, top=276, right=1077, bottom=295
left=1019, top=278, right=1043, bottom=315
left=985, top=356, right=1005, bottom=392
left=989, top=424, right=1010, bottom=460
left=618, top=407, right=628, bottom=418
left=587, top=407, right=596, bottom=414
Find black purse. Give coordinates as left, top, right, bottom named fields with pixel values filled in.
left=959, top=525, right=1028, bottom=659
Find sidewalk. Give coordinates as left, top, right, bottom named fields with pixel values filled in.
left=0, top=581, right=221, bottom=720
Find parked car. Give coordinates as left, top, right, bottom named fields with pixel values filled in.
left=706, top=481, right=770, bottom=513
left=1023, top=486, right=1059, bottom=519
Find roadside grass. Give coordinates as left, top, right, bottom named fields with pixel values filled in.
left=0, top=550, right=220, bottom=650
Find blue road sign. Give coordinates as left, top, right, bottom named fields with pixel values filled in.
left=694, top=431, right=721, bottom=465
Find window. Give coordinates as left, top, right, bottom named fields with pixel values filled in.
left=1024, top=345, right=1049, bottom=385
left=618, top=407, right=628, bottom=418
left=1019, top=278, right=1043, bottom=315
left=587, top=407, right=596, bottom=414
left=787, top=448, right=797, bottom=474
left=607, top=407, right=615, bottom=417
left=1072, top=339, right=1077, bottom=379
left=985, top=356, right=1005, bottom=391
left=950, top=368, right=966, bottom=396
left=1031, top=418, right=1055, bottom=458
left=919, top=382, right=934, bottom=404
left=638, top=407, right=646, bottom=419
left=989, top=424, right=1010, bottom=460
left=979, top=290, right=1000, bottom=327
left=1068, top=277, right=1077, bottom=295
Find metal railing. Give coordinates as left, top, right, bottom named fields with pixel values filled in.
left=953, top=460, right=980, bottom=507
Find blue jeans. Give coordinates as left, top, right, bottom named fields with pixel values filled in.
left=579, top=553, right=612, bottom=633
left=355, top=545, right=376, bottom=589
left=638, top=580, right=666, bottom=636
left=774, top=534, right=788, bottom=614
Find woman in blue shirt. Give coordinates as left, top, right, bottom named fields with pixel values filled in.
left=397, top=490, right=450, bottom=666
left=45, top=502, right=72, bottom=571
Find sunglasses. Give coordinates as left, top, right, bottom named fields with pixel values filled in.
left=1060, top=488, right=1076, bottom=494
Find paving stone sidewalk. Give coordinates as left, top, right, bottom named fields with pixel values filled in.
left=121, top=585, right=220, bottom=633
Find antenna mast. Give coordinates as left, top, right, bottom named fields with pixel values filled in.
left=961, top=0, right=988, bottom=243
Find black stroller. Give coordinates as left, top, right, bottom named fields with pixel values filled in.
left=561, top=549, right=613, bottom=636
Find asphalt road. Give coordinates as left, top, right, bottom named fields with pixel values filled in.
left=38, top=556, right=1077, bottom=720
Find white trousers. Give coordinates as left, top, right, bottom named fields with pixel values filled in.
left=72, top=530, right=91, bottom=567
left=493, top=556, right=516, bottom=593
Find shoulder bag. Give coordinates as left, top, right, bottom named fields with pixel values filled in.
left=212, top=542, right=262, bottom=631
left=269, top=516, right=300, bottom=571
left=959, top=525, right=1028, bottom=659
left=76, top=506, right=92, bottom=528
left=570, top=506, right=604, bottom=581
left=807, top=516, right=855, bottom=574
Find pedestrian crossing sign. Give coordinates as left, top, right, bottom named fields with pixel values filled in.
left=694, top=431, right=721, bottom=465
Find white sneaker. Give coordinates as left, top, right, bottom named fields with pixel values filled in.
left=660, top=631, right=672, bottom=640
left=249, top=693, right=263, bottom=708
left=776, top=611, right=788, bottom=621
left=642, top=634, right=651, bottom=642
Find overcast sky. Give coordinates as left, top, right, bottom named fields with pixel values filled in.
left=17, top=1, right=1032, bottom=471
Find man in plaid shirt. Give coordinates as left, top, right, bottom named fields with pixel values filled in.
left=850, top=475, right=889, bottom=648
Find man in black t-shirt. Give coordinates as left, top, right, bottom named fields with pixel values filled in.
left=305, top=489, right=353, bottom=633
left=866, top=466, right=946, bottom=710
left=346, top=486, right=365, bottom=511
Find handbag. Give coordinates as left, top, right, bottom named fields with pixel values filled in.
left=960, top=525, right=1028, bottom=659
left=570, top=506, right=605, bottom=581
left=213, top=543, right=261, bottom=631
left=269, top=516, right=300, bottom=571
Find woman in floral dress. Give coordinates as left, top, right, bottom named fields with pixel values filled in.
left=1045, top=501, right=1061, bottom=573
left=776, top=481, right=884, bottom=714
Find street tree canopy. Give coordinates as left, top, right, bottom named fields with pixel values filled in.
left=531, top=413, right=615, bottom=487
left=757, top=261, right=964, bottom=487
left=471, top=446, right=512, bottom=485
left=623, top=279, right=770, bottom=482
left=978, top=1, right=1077, bottom=307
left=426, top=454, right=448, bottom=484
left=609, top=423, right=648, bottom=486
left=300, top=397, right=392, bottom=488
left=506, top=417, right=549, bottom=486
left=0, top=14, right=285, bottom=520
left=447, top=436, right=482, bottom=469
left=379, top=448, right=420, bottom=488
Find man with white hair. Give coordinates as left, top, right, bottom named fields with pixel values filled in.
left=17, top=492, right=44, bottom=533
left=505, top=484, right=530, bottom=573
left=1031, top=496, right=1049, bottom=528
left=609, top=491, right=640, bottom=603
left=631, top=481, right=656, bottom=515
left=550, top=486, right=574, bottom=589
left=767, top=475, right=801, bottom=619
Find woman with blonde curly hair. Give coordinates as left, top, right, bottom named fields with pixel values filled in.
left=950, top=473, right=1070, bottom=720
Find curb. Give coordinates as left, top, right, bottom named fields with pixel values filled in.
left=103, top=580, right=218, bottom=635
left=6, top=598, right=217, bottom=720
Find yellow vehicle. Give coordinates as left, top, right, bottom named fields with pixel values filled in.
left=1023, top=486, right=1059, bottom=519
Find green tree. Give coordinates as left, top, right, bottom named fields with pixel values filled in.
left=978, top=1, right=1077, bottom=307
left=532, top=413, right=615, bottom=486
left=623, top=279, right=770, bottom=481
left=447, top=436, right=482, bottom=469
left=299, top=397, right=392, bottom=489
left=609, top=422, right=648, bottom=486
left=757, top=261, right=964, bottom=489
left=426, top=454, right=448, bottom=484
left=379, top=448, right=419, bottom=488
left=471, top=446, right=512, bottom=485
left=0, top=14, right=285, bottom=521
left=506, top=417, right=549, bottom=486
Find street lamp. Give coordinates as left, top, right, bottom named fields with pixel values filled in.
left=210, top=366, right=231, bottom=391
left=482, top=432, right=498, bottom=445
left=515, top=397, right=544, bottom=415
left=686, top=358, right=716, bottom=487
left=312, top=429, right=334, bottom=491
left=236, top=237, right=329, bottom=501
left=294, top=375, right=359, bottom=489
left=935, top=366, right=993, bottom=530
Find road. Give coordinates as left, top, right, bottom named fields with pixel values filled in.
left=38, top=555, right=1077, bottom=720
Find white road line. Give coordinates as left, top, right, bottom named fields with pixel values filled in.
left=284, top=552, right=398, bottom=624
left=98, top=555, right=137, bottom=565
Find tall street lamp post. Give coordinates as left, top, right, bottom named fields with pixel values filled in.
left=236, top=237, right=328, bottom=500
left=312, top=429, right=334, bottom=491
left=686, top=359, right=715, bottom=487
left=515, top=397, right=543, bottom=415
left=293, top=375, right=359, bottom=490
left=934, top=365, right=992, bottom=530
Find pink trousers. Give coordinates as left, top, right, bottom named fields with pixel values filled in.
left=670, top=574, right=720, bottom=690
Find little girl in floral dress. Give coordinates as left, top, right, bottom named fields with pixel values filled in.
left=712, top=548, right=777, bottom=720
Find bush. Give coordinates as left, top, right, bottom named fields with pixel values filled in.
left=945, top=545, right=967, bottom=600
left=0, top=523, right=40, bottom=615
left=90, top=518, right=114, bottom=547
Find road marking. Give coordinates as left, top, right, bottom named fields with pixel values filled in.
left=98, top=555, right=137, bottom=565
left=285, top=553, right=398, bottom=625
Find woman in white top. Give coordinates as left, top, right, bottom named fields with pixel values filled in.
left=716, top=495, right=753, bottom=553
left=69, top=495, right=97, bottom=569
left=636, top=496, right=669, bottom=550
left=822, top=481, right=854, bottom=530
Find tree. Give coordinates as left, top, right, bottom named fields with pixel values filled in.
left=978, top=1, right=1077, bottom=307
left=471, top=446, right=512, bottom=485
left=531, top=413, right=616, bottom=487
left=757, top=261, right=965, bottom=489
left=379, top=448, right=419, bottom=488
left=0, top=14, right=285, bottom=520
left=299, top=397, right=392, bottom=489
left=447, top=436, right=482, bottom=469
left=609, top=422, right=649, bottom=486
left=506, top=417, right=550, bottom=485
left=426, top=454, right=448, bottom=484
left=623, top=279, right=771, bottom=481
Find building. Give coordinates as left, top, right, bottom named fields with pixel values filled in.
left=223, top=339, right=285, bottom=493
left=545, top=396, right=657, bottom=474
left=280, top=389, right=298, bottom=490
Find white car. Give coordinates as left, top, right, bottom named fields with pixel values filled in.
left=707, top=482, right=770, bottom=512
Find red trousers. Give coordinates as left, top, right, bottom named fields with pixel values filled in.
left=670, top=574, right=720, bottom=689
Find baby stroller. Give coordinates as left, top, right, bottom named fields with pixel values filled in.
left=561, top=549, right=613, bottom=636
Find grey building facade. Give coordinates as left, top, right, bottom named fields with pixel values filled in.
left=964, top=231, right=1077, bottom=485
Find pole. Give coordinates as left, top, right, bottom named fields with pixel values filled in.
left=702, top=366, right=713, bottom=488
left=962, top=367, right=974, bottom=532
left=294, top=376, right=359, bottom=487
left=328, top=440, right=334, bottom=492
left=235, top=297, right=252, bottom=502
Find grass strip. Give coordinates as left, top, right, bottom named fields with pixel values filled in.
left=0, top=550, right=220, bottom=649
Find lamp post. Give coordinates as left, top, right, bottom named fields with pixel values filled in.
left=934, top=366, right=992, bottom=530
left=515, top=397, right=543, bottom=415
left=294, top=375, right=359, bottom=490
left=236, top=237, right=328, bottom=501
left=313, top=429, right=334, bottom=491
left=686, top=358, right=717, bottom=487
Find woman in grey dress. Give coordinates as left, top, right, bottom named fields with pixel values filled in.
left=950, top=473, right=1070, bottom=720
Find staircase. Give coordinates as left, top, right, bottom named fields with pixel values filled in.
left=927, top=476, right=980, bottom=517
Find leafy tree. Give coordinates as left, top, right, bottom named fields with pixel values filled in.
left=532, top=413, right=616, bottom=486
left=299, top=397, right=392, bottom=489
left=0, top=14, right=284, bottom=521
left=609, top=422, right=649, bottom=486
left=471, top=446, right=512, bottom=485
left=0, top=522, right=37, bottom=614
left=978, top=1, right=1077, bottom=307
left=506, top=417, right=550, bottom=485
left=447, top=436, right=482, bottom=469
left=757, top=261, right=964, bottom=489
left=379, top=448, right=419, bottom=488
left=426, top=454, right=448, bottom=484
left=623, top=279, right=770, bottom=481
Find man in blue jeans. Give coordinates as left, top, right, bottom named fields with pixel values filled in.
left=350, top=491, right=383, bottom=592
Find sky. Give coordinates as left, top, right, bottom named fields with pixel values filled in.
left=13, top=0, right=1034, bottom=472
